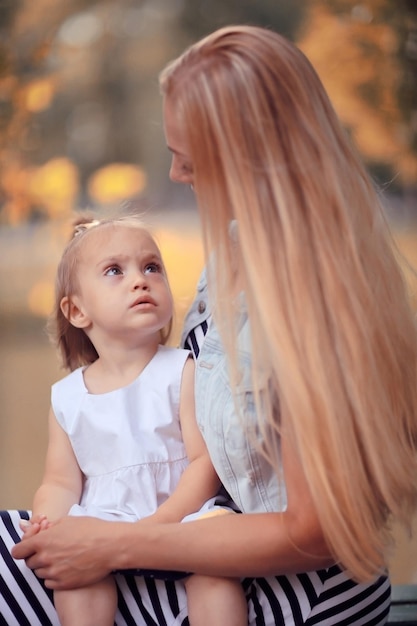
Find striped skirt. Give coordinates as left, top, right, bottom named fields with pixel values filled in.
left=1, top=510, right=391, bottom=625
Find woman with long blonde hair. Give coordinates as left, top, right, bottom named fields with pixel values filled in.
left=9, top=25, right=417, bottom=626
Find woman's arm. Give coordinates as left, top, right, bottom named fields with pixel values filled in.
left=12, top=415, right=334, bottom=589
left=148, top=357, right=220, bottom=523
left=115, top=418, right=332, bottom=578
left=30, top=407, right=83, bottom=524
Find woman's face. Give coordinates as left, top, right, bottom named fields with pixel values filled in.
left=163, top=97, right=194, bottom=186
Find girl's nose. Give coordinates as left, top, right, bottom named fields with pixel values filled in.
left=133, top=272, right=149, bottom=290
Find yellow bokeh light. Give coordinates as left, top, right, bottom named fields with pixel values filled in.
left=25, top=78, right=55, bottom=112
left=28, top=280, right=55, bottom=318
left=88, top=163, right=147, bottom=204
left=29, top=158, right=79, bottom=218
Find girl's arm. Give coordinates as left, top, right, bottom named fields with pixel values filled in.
left=30, top=406, right=83, bottom=525
left=147, top=357, right=221, bottom=523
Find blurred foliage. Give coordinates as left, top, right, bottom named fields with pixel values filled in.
left=299, top=0, right=417, bottom=189
left=0, top=0, right=415, bottom=226
left=180, top=0, right=305, bottom=39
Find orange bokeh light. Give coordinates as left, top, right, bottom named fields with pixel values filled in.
left=88, top=163, right=147, bottom=204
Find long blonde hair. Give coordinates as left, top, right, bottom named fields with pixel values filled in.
left=160, top=25, right=417, bottom=581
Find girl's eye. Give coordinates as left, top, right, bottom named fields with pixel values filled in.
left=104, top=266, right=122, bottom=276
left=144, top=262, right=162, bottom=274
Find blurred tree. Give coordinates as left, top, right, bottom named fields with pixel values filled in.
left=0, top=0, right=102, bottom=223
left=299, top=0, right=417, bottom=197
left=0, top=0, right=306, bottom=225
left=0, top=0, right=415, bottom=225
left=180, top=0, right=304, bottom=39
left=400, top=1, right=417, bottom=154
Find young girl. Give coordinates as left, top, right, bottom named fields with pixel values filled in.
left=21, top=216, right=247, bottom=626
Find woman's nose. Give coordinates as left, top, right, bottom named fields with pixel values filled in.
left=169, top=161, right=182, bottom=183
left=169, top=159, right=192, bottom=185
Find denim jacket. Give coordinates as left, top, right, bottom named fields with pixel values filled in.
left=181, top=269, right=285, bottom=514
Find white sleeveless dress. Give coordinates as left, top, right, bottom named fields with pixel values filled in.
left=51, top=345, right=191, bottom=522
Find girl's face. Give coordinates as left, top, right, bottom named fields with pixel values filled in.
left=163, top=97, right=194, bottom=186
left=64, top=226, right=173, bottom=345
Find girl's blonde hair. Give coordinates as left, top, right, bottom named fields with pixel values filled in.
left=48, top=215, right=172, bottom=371
left=160, top=25, right=417, bottom=581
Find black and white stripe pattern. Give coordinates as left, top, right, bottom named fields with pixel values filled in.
left=1, top=510, right=189, bottom=626
left=1, top=511, right=57, bottom=626
left=183, top=320, right=208, bottom=358
left=243, top=569, right=390, bottom=626
left=0, top=509, right=391, bottom=624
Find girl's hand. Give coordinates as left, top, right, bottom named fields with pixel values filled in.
left=12, top=516, right=117, bottom=589
left=19, top=514, right=51, bottom=539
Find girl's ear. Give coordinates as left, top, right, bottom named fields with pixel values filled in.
left=60, top=296, right=91, bottom=329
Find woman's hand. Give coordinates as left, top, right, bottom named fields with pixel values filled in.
left=12, top=516, right=116, bottom=589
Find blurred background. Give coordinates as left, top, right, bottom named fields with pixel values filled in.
left=0, top=0, right=416, bottom=583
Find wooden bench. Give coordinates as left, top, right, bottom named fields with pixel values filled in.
left=388, top=585, right=417, bottom=624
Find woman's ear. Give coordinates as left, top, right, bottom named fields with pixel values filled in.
left=60, top=296, right=91, bottom=329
